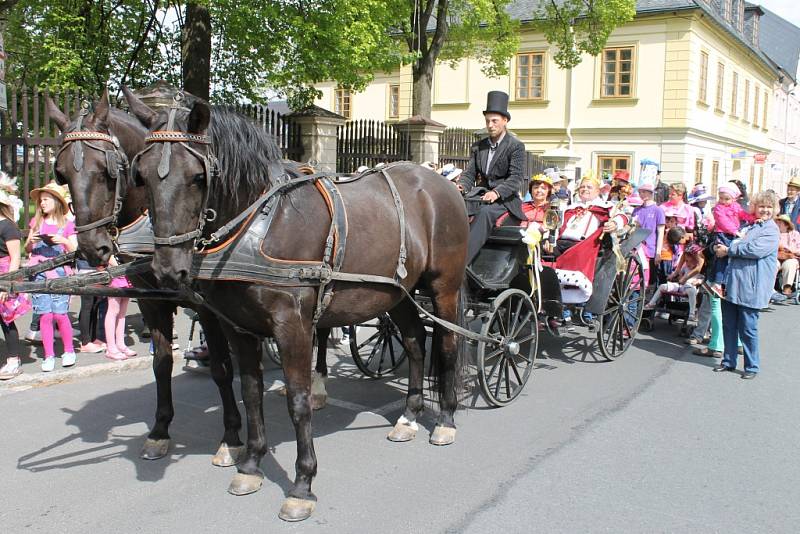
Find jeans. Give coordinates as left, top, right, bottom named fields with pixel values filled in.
left=721, top=300, right=760, bottom=373
left=690, top=293, right=712, bottom=340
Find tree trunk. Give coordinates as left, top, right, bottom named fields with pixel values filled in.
left=182, top=2, right=211, bottom=101
left=412, top=56, right=435, bottom=118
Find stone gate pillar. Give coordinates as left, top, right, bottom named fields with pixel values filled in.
left=395, top=116, right=446, bottom=164
left=286, top=106, right=346, bottom=172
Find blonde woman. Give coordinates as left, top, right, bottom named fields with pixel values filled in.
left=25, top=183, right=78, bottom=372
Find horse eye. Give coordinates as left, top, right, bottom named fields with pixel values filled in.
left=192, top=173, right=205, bottom=184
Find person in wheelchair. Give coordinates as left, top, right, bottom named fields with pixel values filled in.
left=495, top=173, right=554, bottom=229
left=776, top=214, right=800, bottom=296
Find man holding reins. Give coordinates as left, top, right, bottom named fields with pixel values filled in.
left=457, top=91, right=526, bottom=265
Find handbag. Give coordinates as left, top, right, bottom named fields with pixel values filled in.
left=0, top=292, right=32, bottom=324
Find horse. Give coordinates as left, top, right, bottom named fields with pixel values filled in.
left=123, top=87, right=469, bottom=521
left=45, top=89, right=245, bottom=466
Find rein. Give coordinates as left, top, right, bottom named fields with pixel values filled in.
left=131, top=92, right=218, bottom=248
left=57, top=100, right=130, bottom=237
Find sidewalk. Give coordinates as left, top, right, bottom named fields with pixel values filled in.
left=0, top=299, right=197, bottom=392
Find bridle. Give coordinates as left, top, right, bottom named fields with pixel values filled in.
left=56, top=100, right=130, bottom=239
left=130, top=91, right=218, bottom=248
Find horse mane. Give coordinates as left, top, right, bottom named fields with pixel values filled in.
left=207, top=106, right=285, bottom=202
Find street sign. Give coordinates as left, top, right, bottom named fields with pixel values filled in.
left=754, top=152, right=767, bottom=164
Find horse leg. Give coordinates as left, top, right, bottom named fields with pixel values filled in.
left=312, top=328, right=329, bottom=410
left=428, top=284, right=463, bottom=446
left=226, top=331, right=268, bottom=496
left=276, top=321, right=318, bottom=522
left=139, top=300, right=176, bottom=460
left=386, top=298, right=427, bottom=442
left=197, top=310, right=244, bottom=467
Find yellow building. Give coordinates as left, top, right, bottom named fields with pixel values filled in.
left=314, top=0, right=781, bottom=193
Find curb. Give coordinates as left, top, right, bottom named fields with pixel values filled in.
left=0, top=352, right=183, bottom=395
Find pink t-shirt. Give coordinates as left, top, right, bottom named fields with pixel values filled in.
left=29, top=218, right=76, bottom=241
left=661, top=200, right=695, bottom=230
left=712, top=202, right=752, bottom=235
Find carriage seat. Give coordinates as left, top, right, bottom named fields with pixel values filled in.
left=487, top=225, right=525, bottom=245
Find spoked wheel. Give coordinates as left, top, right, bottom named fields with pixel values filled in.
left=263, top=337, right=281, bottom=365
left=596, top=254, right=646, bottom=360
left=477, top=289, right=538, bottom=407
left=348, top=314, right=407, bottom=378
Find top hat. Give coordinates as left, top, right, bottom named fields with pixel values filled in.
left=483, top=91, right=511, bottom=121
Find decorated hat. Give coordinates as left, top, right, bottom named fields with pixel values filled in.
left=788, top=176, right=800, bottom=189
left=689, top=192, right=713, bottom=204
left=777, top=214, right=796, bottom=231
left=31, top=182, right=70, bottom=212
left=613, top=170, right=630, bottom=183
left=626, top=192, right=644, bottom=207
left=530, top=173, right=554, bottom=188
left=483, top=91, right=511, bottom=121
left=440, top=163, right=463, bottom=181
left=580, top=170, right=601, bottom=187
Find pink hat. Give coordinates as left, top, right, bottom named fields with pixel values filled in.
left=638, top=182, right=655, bottom=193
left=718, top=184, right=739, bottom=198
left=626, top=193, right=644, bottom=207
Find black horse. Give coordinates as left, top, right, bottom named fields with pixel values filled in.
left=124, top=87, right=469, bottom=521
left=46, top=90, right=245, bottom=466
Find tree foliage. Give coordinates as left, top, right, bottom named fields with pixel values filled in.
left=533, top=0, right=637, bottom=70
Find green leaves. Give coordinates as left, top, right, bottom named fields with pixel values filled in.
left=533, top=0, right=636, bottom=70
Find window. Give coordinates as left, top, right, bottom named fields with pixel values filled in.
left=737, top=1, right=745, bottom=32
left=711, top=160, right=720, bottom=193
left=723, top=0, right=732, bottom=21
left=389, top=84, right=400, bottom=118
left=749, top=164, right=755, bottom=193
left=335, top=88, right=352, bottom=119
left=731, top=71, right=739, bottom=116
left=752, top=13, right=760, bottom=45
left=699, top=51, right=709, bottom=103
left=753, top=88, right=760, bottom=127
left=597, top=155, right=631, bottom=181
left=762, top=89, right=769, bottom=129
left=516, top=52, right=546, bottom=100
left=743, top=79, right=750, bottom=121
left=695, top=158, right=704, bottom=183
left=715, top=63, right=725, bottom=110
left=601, top=47, right=634, bottom=98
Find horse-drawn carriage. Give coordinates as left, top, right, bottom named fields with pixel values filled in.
left=5, top=88, right=648, bottom=522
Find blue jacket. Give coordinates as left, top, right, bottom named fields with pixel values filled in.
left=779, top=196, right=800, bottom=226
left=724, top=219, right=779, bottom=310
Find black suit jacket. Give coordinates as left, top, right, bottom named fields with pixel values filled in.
left=458, top=133, right=526, bottom=220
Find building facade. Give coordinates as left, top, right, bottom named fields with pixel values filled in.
left=315, top=0, right=790, bottom=194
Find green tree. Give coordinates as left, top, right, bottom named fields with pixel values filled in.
left=533, top=0, right=637, bottom=69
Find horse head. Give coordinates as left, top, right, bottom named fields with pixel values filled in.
left=123, top=86, right=213, bottom=289
left=47, top=88, right=145, bottom=266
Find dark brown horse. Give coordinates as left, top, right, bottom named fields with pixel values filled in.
left=46, top=90, right=245, bottom=466
left=124, top=87, right=469, bottom=521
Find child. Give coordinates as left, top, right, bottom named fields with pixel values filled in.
left=644, top=227, right=705, bottom=323
left=25, top=183, right=77, bottom=372
left=104, top=256, right=136, bottom=360
left=0, top=179, right=26, bottom=380
left=709, top=184, right=753, bottom=288
left=632, top=183, right=665, bottom=285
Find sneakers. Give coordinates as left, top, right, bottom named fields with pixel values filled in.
left=61, top=352, right=77, bottom=367
left=0, top=358, right=22, bottom=380
left=563, top=317, right=576, bottom=333
left=41, top=357, right=55, bottom=372
left=684, top=337, right=702, bottom=345
left=121, top=347, right=137, bottom=358
left=104, top=350, right=128, bottom=361
left=79, top=341, right=106, bottom=353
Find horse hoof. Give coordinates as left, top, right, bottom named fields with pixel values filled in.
left=387, top=421, right=417, bottom=442
left=140, top=438, right=170, bottom=460
left=311, top=394, right=327, bottom=411
left=211, top=443, right=244, bottom=467
left=278, top=497, right=316, bottom=522
left=228, top=471, right=264, bottom=496
left=429, top=426, right=456, bottom=446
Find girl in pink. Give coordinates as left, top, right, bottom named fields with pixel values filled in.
left=660, top=183, right=695, bottom=231
left=104, top=255, right=136, bottom=360
left=25, top=183, right=77, bottom=372
left=709, top=184, right=754, bottom=286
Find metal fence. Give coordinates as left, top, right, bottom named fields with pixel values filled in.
left=0, top=86, right=302, bottom=228
left=336, top=119, right=411, bottom=173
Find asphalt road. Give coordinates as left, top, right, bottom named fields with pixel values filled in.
left=2, top=304, right=799, bottom=533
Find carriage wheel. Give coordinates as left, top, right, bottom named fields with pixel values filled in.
left=477, top=289, right=538, bottom=407
left=349, top=314, right=407, bottom=378
left=596, top=254, right=646, bottom=361
left=263, top=337, right=281, bottom=366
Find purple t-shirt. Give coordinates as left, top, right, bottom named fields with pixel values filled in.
left=633, top=203, right=665, bottom=258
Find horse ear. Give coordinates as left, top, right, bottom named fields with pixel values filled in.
left=46, top=96, right=70, bottom=132
left=94, top=87, right=111, bottom=129
left=187, top=101, right=210, bottom=134
left=122, top=85, right=158, bottom=128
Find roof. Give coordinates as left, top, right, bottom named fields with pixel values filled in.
left=506, top=1, right=778, bottom=77
left=757, top=6, right=800, bottom=80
